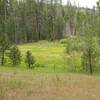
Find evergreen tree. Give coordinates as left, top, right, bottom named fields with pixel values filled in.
left=8, top=45, right=21, bottom=65
left=25, top=51, right=35, bottom=68
left=0, top=34, right=11, bottom=65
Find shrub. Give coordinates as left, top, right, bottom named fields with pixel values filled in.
left=60, top=39, right=68, bottom=44
left=25, top=51, right=35, bottom=69
left=65, top=36, right=83, bottom=54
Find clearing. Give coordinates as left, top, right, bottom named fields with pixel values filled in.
left=0, top=41, right=99, bottom=100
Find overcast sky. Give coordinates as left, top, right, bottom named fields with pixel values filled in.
left=62, top=0, right=98, bottom=8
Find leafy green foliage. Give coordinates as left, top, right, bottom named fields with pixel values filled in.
left=81, top=37, right=100, bottom=74
left=65, top=36, right=83, bottom=54
left=60, top=38, right=68, bottom=44
left=64, top=35, right=100, bottom=74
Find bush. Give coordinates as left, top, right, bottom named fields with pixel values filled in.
left=60, top=39, right=68, bottom=44
left=64, top=36, right=83, bottom=54
left=8, top=45, right=21, bottom=65
left=25, top=51, right=35, bottom=69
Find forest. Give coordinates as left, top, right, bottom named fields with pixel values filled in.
left=0, top=0, right=100, bottom=100
left=0, top=0, right=99, bottom=43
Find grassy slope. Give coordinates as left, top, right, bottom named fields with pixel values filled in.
left=0, top=41, right=100, bottom=100
left=0, top=71, right=100, bottom=100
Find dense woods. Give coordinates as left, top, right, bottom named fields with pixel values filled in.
left=0, top=0, right=100, bottom=43
left=0, top=0, right=65, bottom=43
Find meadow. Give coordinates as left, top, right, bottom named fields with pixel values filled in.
left=0, top=41, right=100, bottom=100
left=0, top=41, right=66, bottom=73
left=0, top=0, right=100, bottom=99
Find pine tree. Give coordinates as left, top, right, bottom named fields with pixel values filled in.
left=25, top=51, right=35, bottom=68
left=8, top=45, right=21, bottom=65
left=0, top=34, right=11, bottom=65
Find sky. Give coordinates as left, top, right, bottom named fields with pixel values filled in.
left=62, top=0, right=98, bottom=8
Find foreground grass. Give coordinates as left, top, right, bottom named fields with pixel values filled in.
left=0, top=70, right=100, bottom=100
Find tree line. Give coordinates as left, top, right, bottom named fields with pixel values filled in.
left=0, top=0, right=65, bottom=43
left=0, top=0, right=100, bottom=44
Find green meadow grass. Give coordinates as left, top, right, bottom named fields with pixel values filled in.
left=0, top=40, right=83, bottom=73
left=19, top=41, right=66, bottom=73
left=0, top=41, right=68, bottom=73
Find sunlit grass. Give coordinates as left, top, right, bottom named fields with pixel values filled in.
left=0, top=40, right=83, bottom=73
left=18, top=41, right=66, bottom=72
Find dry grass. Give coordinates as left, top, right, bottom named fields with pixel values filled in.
left=0, top=71, right=100, bottom=100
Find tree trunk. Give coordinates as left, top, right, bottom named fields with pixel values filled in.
left=1, top=50, right=5, bottom=65
left=88, top=49, right=93, bottom=74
